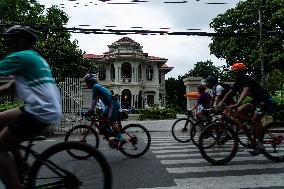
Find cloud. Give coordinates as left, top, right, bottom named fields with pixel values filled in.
left=38, top=0, right=239, bottom=78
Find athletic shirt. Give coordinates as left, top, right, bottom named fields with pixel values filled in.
left=0, top=50, right=62, bottom=124
left=92, top=83, right=114, bottom=106
left=232, top=75, right=271, bottom=103
left=197, top=92, right=211, bottom=109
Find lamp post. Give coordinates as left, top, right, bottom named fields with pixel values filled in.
left=259, top=0, right=265, bottom=86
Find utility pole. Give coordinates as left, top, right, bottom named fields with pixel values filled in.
left=259, top=0, right=265, bottom=86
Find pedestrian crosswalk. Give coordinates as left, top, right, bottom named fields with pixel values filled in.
left=140, top=136, right=284, bottom=189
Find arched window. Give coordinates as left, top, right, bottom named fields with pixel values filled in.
left=146, top=65, right=154, bottom=80
left=121, top=62, right=132, bottom=82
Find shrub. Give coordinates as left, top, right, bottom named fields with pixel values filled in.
left=138, top=107, right=177, bottom=120
left=272, top=85, right=284, bottom=121
left=0, top=101, right=23, bottom=112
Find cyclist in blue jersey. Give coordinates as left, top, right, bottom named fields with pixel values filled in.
left=84, top=74, right=125, bottom=142
left=0, top=25, right=61, bottom=189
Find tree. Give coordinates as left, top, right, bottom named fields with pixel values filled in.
left=209, top=0, right=284, bottom=81
left=186, top=60, right=221, bottom=79
left=0, top=0, right=95, bottom=79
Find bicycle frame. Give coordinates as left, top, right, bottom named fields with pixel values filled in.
left=18, top=141, right=79, bottom=188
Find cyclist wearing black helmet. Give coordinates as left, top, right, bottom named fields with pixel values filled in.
left=204, top=76, right=232, bottom=107
left=84, top=73, right=125, bottom=143
left=0, top=25, right=61, bottom=189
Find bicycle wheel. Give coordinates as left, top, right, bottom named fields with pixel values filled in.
left=198, top=123, right=239, bottom=165
left=26, top=141, right=112, bottom=189
left=190, top=120, right=210, bottom=147
left=171, top=118, right=194, bottom=143
left=120, top=124, right=151, bottom=158
left=261, top=121, right=284, bottom=162
left=65, top=125, right=100, bottom=160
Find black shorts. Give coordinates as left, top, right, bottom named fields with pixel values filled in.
left=8, top=110, right=49, bottom=140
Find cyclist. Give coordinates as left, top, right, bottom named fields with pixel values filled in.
left=84, top=73, right=126, bottom=142
left=190, top=84, right=212, bottom=121
left=0, top=25, right=61, bottom=189
left=220, top=62, right=276, bottom=155
left=204, top=76, right=233, bottom=108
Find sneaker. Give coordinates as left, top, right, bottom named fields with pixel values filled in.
left=249, top=144, right=265, bottom=156
left=117, top=134, right=126, bottom=142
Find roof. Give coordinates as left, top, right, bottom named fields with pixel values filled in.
left=83, top=54, right=104, bottom=59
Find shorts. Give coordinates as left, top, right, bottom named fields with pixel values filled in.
left=253, top=97, right=276, bottom=115
left=8, top=109, right=49, bottom=140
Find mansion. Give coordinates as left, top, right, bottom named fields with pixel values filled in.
left=83, top=37, right=173, bottom=109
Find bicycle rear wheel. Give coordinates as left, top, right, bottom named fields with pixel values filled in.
left=261, top=121, right=284, bottom=162
left=26, top=141, right=112, bottom=189
left=119, top=124, right=151, bottom=158
left=65, top=125, right=100, bottom=160
left=198, top=123, right=238, bottom=165
left=171, top=118, right=194, bottom=143
left=190, top=120, right=210, bottom=147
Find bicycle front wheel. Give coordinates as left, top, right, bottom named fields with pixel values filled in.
left=198, top=123, right=238, bottom=165
left=65, top=125, right=100, bottom=160
left=26, top=141, right=112, bottom=189
left=171, top=118, right=194, bottom=143
left=190, top=120, right=210, bottom=147
left=261, top=121, right=284, bottom=162
left=120, top=124, right=151, bottom=158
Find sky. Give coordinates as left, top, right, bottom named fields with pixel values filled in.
left=37, top=0, right=241, bottom=78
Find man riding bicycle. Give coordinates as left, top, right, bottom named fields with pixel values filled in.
left=84, top=74, right=126, bottom=143
left=220, top=62, right=276, bottom=155
left=0, top=25, right=62, bottom=189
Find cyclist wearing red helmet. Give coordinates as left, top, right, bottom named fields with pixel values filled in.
left=220, top=62, right=276, bottom=155
left=190, top=84, right=212, bottom=121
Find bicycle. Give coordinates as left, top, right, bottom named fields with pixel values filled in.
left=198, top=108, right=284, bottom=165
left=171, top=110, right=196, bottom=143
left=65, top=109, right=151, bottom=159
left=10, top=138, right=112, bottom=188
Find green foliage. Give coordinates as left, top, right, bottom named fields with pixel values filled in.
left=165, top=77, right=186, bottom=111
left=264, top=69, right=284, bottom=94
left=0, top=0, right=94, bottom=79
left=138, top=107, right=177, bottom=120
left=0, top=101, right=23, bottom=112
left=210, top=0, right=284, bottom=81
left=186, top=60, right=220, bottom=79
left=272, top=85, right=284, bottom=121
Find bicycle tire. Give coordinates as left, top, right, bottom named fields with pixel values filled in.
left=65, top=125, right=100, bottom=160
left=26, top=141, right=112, bottom=189
left=261, top=121, right=284, bottom=162
left=171, top=118, right=193, bottom=143
left=190, top=120, right=210, bottom=147
left=119, top=124, right=151, bottom=158
left=198, top=123, right=239, bottom=165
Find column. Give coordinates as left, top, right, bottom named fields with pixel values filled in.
left=183, top=77, right=203, bottom=110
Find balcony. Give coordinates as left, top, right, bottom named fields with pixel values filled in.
left=121, top=77, right=132, bottom=83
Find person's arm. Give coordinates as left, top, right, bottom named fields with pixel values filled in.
left=232, top=87, right=250, bottom=107
left=219, top=89, right=233, bottom=106
left=0, top=81, right=15, bottom=96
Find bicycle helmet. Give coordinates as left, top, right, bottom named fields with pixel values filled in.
left=205, top=76, right=218, bottom=85
left=231, top=62, right=247, bottom=71
left=197, top=84, right=206, bottom=92
left=84, top=73, right=98, bottom=85
left=3, top=25, right=39, bottom=44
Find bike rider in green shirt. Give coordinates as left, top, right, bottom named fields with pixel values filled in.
left=0, top=25, right=61, bottom=189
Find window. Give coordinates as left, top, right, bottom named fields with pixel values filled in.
left=146, top=65, right=154, bottom=80
left=110, top=64, right=115, bottom=81
left=98, top=68, right=106, bottom=80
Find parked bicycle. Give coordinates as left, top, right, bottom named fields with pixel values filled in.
left=198, top=108, right=284, bottom=165
left=10, top=139, right=112, bottom=189
left=65, top=109, right=151, bottom=159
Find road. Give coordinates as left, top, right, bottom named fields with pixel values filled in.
left=1, top=117, right=284, bottom=188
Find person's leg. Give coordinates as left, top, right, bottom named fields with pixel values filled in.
left=0, top=107, right=23, bottom=128
left=0, top=127, right=22, bottom=189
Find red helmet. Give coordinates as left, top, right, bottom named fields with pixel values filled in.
left=231, top=62, right=247, bottom=71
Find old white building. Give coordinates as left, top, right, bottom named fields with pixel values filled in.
left=83, top=37, right=173, bottom=109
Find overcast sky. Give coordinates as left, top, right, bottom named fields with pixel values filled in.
left=37, top=0, right=241, bottom=78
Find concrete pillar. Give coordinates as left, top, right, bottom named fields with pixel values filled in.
left=183, top=77, right=203, bottom=110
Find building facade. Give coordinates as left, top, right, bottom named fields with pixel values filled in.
left=83, top=37, right=173, bottom=109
